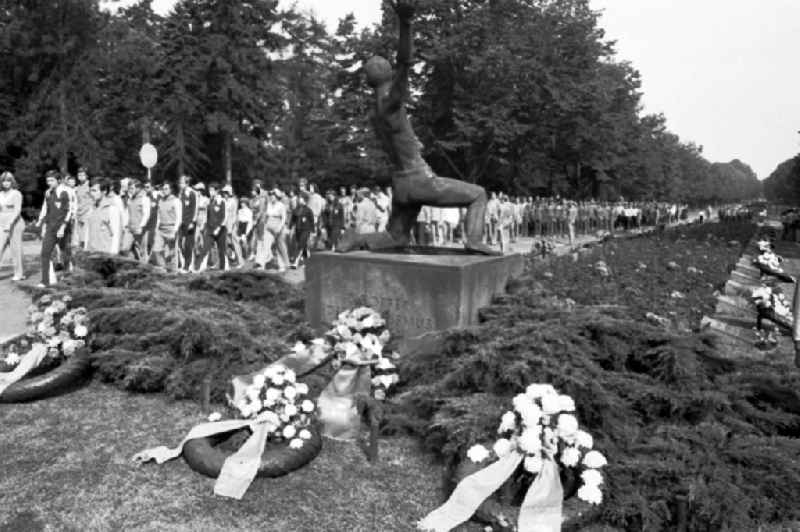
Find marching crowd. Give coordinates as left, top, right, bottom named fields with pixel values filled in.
left=0, top=168, right=693, bottom=287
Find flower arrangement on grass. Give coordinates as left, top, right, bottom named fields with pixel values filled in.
left=418, top=384, right=606, bottom=532
left=754, top=247, right=783, bottom=272
left=1, top=294, right=88, bottom=372
left=222, top=364, right=317, bottom=450
left=466, top=384, right=606, bottom=505
left=751, top=285, right=793, bottom=322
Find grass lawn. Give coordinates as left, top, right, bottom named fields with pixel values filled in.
left=0, top=383, right=448, bottom=532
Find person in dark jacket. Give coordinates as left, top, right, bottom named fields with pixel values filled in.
left=37, top=170, right=71, bottom=286
left=289, top=192, right=315, bottom=268
left=203, top=182, right=229, bottom=271
left=321, top=189, right=345, bottom=251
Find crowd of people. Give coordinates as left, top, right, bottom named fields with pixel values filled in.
left=0, top=168, right=696, bottom=287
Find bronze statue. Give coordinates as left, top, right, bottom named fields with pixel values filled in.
left=337, top=0, right=499, bottom=256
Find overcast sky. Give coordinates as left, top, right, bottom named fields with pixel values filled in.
left=144, top=0, right=800, bottom=179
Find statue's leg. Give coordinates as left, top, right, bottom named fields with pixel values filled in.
left=401, top=174, right=500, bottom=255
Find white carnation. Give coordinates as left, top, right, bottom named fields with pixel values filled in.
left=73, top=325, right=88, bottom=338
left=284, top=369, right=296, bottom=383
left=560, top=446, right=581, bottom=467
left=574, top=430, right=593, bottom=449
left=295, top=383, right=309, bottom=395
left=517, top=402, right=542, bottom=427
left=264, top=387, right=281, bottom=403
left=207, top=412, right=222, bottom=422
left=283, top=386, right=297, bottom=400
left=5, top=352, right=20, bottom=366
left=282, top=425, right=297, bottom=439
left=581, top=468, right=604, bottom=487
left=252, top=374, right=266, bottom=387
left=557, top=414, right=579, bottom=438
left=556, top=395, right=575, bottom=412
left=498, top=411, right=517, bottom=434
left=523, top=454, right=543, bottom=474
left=577, top=484, right=603, bottom=505
left=284, top=404, right=298, bottom=417
left=271, top=373, right=285, bottom=386
left=583, top=450, right=607, bottom=469
left=525, top=383, right=557, bottom=399
left=299, top=429, right=312, bottom=440
left=301, top=399, right=315, bottom=413
left=540, top=394, right=562, bottom=414
left=492, top=438, right=513, bottom=458
left=466, top=444, right=491, bottom=463
left=517, top=428, right=542, bottom=454
left=289, top=438, right=304, bottom=449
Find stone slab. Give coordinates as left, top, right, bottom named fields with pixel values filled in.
left=701, top=316, right=753, bottom=343
left=715, top=296, right=753, bottom=318
left=731, top=270, right=759, bottom=284
left=305, top=250, right=525, bottom=340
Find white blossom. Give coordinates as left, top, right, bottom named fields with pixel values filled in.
left=517, top=427, right=542, bottom=454
left=557, top=414, right=579, bottom=438
left=575, top=430, right=593, bottom=449
left=498, top=411, right=517, bottom=434
left=207, top=412, right=223, bottom=422
left=541, top=394, right=562, bottom=414
left=525, top=383, right=557, bottom=399
left=265, top=387, right=281, bottom=404
left=581, top=468, right=604, bottom=487
left=289, top=438, right=304, bottom=449
left=284, top=404, right=298, bottom=418
left=252, top=374, right=266, bottom=387
left=577, top=484, right=603, bottom=505
left=493, top=438, right=513, bottom=458
left=282, top=425, right=297, bottom=439
left=283, top=386, right=297, bottom=400
left=295, top=383, right=309, bottom=395
left=560, top=446, right=581, bottom=467
left=301, top=399, right=315, bottom=413
left=583, top=450, right=607, bottom=469
left=556, top=395, right=575, bottom=412
left=299, top=429, right=312, bottom=440
left=466, top=444, right=490, bottom=463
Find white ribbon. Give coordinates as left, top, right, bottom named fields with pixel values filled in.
left=0, top=344, right=49, bottom=396
left=418, top=452, right=563, bottom=532
left=133, top=411, right=279, bottom=500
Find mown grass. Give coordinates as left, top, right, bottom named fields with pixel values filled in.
left=0, top=383, right=450, bottom=532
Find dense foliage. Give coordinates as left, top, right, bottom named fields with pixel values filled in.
left=389, top=222, right=800, bottom=531
left=1, top=0, right=760, bottom=204
left=763, top=154, right=800, bottom=205
left=525, top=221, right=757, bottom=329
left=58, top=254, right=315, bottom=401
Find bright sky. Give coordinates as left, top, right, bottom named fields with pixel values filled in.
left=143, top=0, right=800, bottom=179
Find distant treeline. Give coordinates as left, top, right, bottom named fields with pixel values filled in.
left=0, top=0, right=760, bottom=204
left=763, top=155, right=800, bottom=205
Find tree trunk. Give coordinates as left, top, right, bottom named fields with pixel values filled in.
left=224, top=131, right=232, bottom=186
left=58, top=83, right=68, bottom=174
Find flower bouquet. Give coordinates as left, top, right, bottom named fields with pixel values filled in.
left=418, top=384, right=606, bottom=532
left=753, top=245, right=794, bottom=282
left=0, top=294, right=91, bottom=403
left=134, top=364, right=323, bottom=500
left=751, top=285, right=793, bottom=333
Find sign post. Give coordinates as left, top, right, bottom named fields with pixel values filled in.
left=139, top=143, right=158, bottom=182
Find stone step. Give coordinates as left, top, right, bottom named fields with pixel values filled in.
left=715, top=296, right=753, bottom=318
left=701, top=316, right=753, bottom=343
left=731, top=270, right=759, bottom=284
left=724, top=279, right=759, bottom=297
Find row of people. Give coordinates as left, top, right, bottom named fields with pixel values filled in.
left=1, top=167, right=696, bottom=285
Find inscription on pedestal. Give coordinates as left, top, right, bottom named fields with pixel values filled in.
left=306, top=251, right=524, bottom=339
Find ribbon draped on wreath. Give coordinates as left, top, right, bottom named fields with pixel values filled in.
left=418, top=452, right=563, bottom=532
left=419, top=384, right=607, bottom=531
left=133, top=307, right=399, bottom=499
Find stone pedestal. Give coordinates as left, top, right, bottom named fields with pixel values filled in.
left=305, top=250, right=525, bottom=342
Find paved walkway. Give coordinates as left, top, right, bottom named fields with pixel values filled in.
left=0, top=240, right=39, bottom=343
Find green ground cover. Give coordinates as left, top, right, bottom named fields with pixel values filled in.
left=3, top=222, right=799, bottom=531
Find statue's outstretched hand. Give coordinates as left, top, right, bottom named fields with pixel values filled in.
left=390, top=0, right=416, bottom=21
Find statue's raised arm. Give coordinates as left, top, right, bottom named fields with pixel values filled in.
left=387, top=0, right=415, bottom=109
